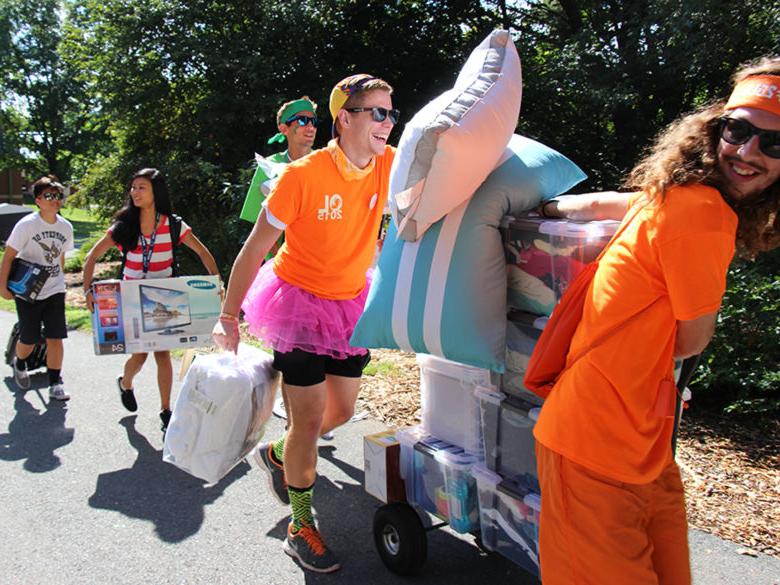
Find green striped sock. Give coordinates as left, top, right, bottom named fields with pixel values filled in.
left=272, top=435, right=286, bottom=464
left=288, top=483, right=315, bottom=530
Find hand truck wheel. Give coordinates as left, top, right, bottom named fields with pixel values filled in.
left=373, top=502, right=427, bottom=575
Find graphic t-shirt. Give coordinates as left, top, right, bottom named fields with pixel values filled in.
left=534, top=184, right=737, bottom=483
left=6, top=212, right=74, bottom=299
left=109, top=215, right=191, bottom=280
left=265, top=143, right=395, bottom=300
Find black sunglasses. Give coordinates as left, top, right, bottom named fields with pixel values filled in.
left=286, top=114, right=318, bottom=127
left=718, top=117, right=780, bottom=159
left=345, top=107, right=400, bottom=125
left=40, top=191, right=65, bottom=201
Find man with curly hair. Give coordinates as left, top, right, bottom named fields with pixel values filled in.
left=532, top=56, right=780, bottom=584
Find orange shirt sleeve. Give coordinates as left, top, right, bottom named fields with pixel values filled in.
left=265, top=165, right=303, bottom=227
left=655, top=187, right=736, bottom=321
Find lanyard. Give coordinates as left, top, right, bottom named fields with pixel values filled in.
left=139, top=213, right=160, bottom=277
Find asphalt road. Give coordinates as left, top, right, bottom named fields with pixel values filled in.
left=0, top=310, right=778, bottom=585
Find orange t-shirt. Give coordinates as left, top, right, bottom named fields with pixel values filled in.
left=265, top=143, right=395, bottom=299
left=534, top=184, right=737, bottom=483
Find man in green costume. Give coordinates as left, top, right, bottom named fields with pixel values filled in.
left=239, top=96, right=318, bottom=223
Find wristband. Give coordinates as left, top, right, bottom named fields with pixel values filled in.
left=219, top=312, right=239, bottom=322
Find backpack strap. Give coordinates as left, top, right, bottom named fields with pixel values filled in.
left=168, top=213, right=184, bottom=277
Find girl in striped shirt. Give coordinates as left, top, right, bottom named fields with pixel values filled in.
left=82, top=168, right=220, bottom=432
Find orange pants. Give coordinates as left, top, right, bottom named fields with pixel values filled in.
left=536, top=443, right=691, bottom=585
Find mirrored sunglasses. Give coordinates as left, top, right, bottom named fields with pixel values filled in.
left=345, top=107, right=400, bottom=125
left=286, top=115, right=318, bottom=127
left=40, top=191, right=65, bottom=201
left=719, top=117, right=780, bottom=159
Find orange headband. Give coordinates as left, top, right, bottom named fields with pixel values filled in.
left=725, top=74, right=780, bottom=117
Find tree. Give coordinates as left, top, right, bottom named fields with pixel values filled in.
left=511, top=0, right=780, bottom=189
left=0, top=0, right=104, bottom=180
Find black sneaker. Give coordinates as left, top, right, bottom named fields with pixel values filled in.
left=283, top=521, right=341, bottom=573
left=160, top=409, right=172, bottom=433
left=117, top=376, right=138, bottom=412
left=252, top=442, right=289, bottom=505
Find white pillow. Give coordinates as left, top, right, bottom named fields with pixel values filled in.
left=390, top=29, right=522, bottom=241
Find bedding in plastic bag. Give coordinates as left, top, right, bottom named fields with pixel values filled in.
left=163, top=345, right=279, bottom=484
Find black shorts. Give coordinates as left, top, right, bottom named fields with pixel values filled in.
left=272, top=348, right=371, bottom=387
left=15, top=293, right=67, bottom=344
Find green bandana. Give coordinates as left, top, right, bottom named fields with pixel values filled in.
left=267, top=98, right=317, bottom=144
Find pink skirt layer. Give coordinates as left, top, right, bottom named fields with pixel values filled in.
left=241, top=262, right=370, bottom=359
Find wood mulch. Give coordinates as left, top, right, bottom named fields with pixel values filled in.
left=360, top=349, right=780, bottom=559
left=61, top=272, right=778, bottom=558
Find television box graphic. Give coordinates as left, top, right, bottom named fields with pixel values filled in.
left=92, top=276, right=221, bottom=355
left=8, top=258, right=50, bottom=302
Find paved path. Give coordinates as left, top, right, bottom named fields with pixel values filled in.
left=0, top=310, right=778, bottom=584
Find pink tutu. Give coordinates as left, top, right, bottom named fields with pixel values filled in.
left=241, top=262, right=371, bottom=359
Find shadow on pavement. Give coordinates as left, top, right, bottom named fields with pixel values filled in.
left=0, top=375, right=74, bottom=473
left=265, top=444, right=534, bottom=584
left=88, top=415, right=250, bottom=543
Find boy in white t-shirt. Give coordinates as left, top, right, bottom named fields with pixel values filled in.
left=0, top=176, right=74, bottom=400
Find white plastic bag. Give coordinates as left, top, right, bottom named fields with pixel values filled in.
left=163, top=345, right=279, bottom=484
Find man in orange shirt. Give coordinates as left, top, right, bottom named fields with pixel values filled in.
left=533, top=56, right=780, bottom=584
left=214, top=74, right=398, bottom=573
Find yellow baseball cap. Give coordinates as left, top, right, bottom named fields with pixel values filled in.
left=329, top=74, right=377, bottom=136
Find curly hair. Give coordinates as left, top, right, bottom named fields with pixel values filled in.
left=624, top=56, right=780, bottom=258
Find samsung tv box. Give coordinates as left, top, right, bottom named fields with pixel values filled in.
left=8, top=258, right=50, bottom=302
left=92, top=275, right=221, bottom=355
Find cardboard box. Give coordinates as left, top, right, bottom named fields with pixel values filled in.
left=8, top=258, right=49, bottom=302
left=92, top=276, right=221, bottom=355
left=364, top=430, right=406, bottom=503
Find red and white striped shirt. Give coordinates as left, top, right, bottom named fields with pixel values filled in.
left=110, top=215, right=191, bottom=280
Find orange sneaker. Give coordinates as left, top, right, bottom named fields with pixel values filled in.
left=283, top=521, right=341, bottom=573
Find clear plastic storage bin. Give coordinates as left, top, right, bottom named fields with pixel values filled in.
left=475, top=387, right=541, bottom=493
left=418, top=354, right=494, bottom=454
left=397, top=426, right=482, bottom=534
left=501, top=217, right=618, bottom=315
left=472, top=464, right=541, bottom=577
left=502, top=310, right=547, bottom=406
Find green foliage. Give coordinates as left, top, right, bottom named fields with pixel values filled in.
left=514, top=0, right=780, bottom=190
left=693, top=251, right=780, bottom=415
left=0, top=0, right=109, bottom=179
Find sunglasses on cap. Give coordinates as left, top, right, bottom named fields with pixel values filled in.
left=286, top=114, right=318, bottom=127
left=40, top=190, right=65, bottom=201
left=718, top=117, right=780, bottom=159
left=344, top=107, right=400, bottom=125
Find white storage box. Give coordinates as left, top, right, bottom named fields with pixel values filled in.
left=397, top=426, right=481, bottom=534
left=418, top=353, right=494, bottom=454
left=472, top=464, right=541, bottom=577
left=91, top=275, right=221, bottom=355
left=163, top=345, right=279, bottom=484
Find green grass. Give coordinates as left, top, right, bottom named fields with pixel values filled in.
left=364, top=361, right=400, bottom=377
left=60, top=206, right=107, bottom=250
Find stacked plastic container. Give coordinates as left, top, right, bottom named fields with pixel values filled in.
left=468, top=216, right=620, bottom=577
left=397, top=355, right=494, bottom=533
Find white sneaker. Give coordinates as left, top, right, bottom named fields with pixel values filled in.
left=12, top=358, right=30, bottom=390
left=49, top=383, right=70, bottom=401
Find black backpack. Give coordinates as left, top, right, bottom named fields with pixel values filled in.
left=118, top=213, right=184, bottom=278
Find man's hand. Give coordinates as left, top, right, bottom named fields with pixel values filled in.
left=212, top=317, right=240, bottom=354
left=85, top=290, right=95, bottom=313
left=0, top=286, right=12, bottom=301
